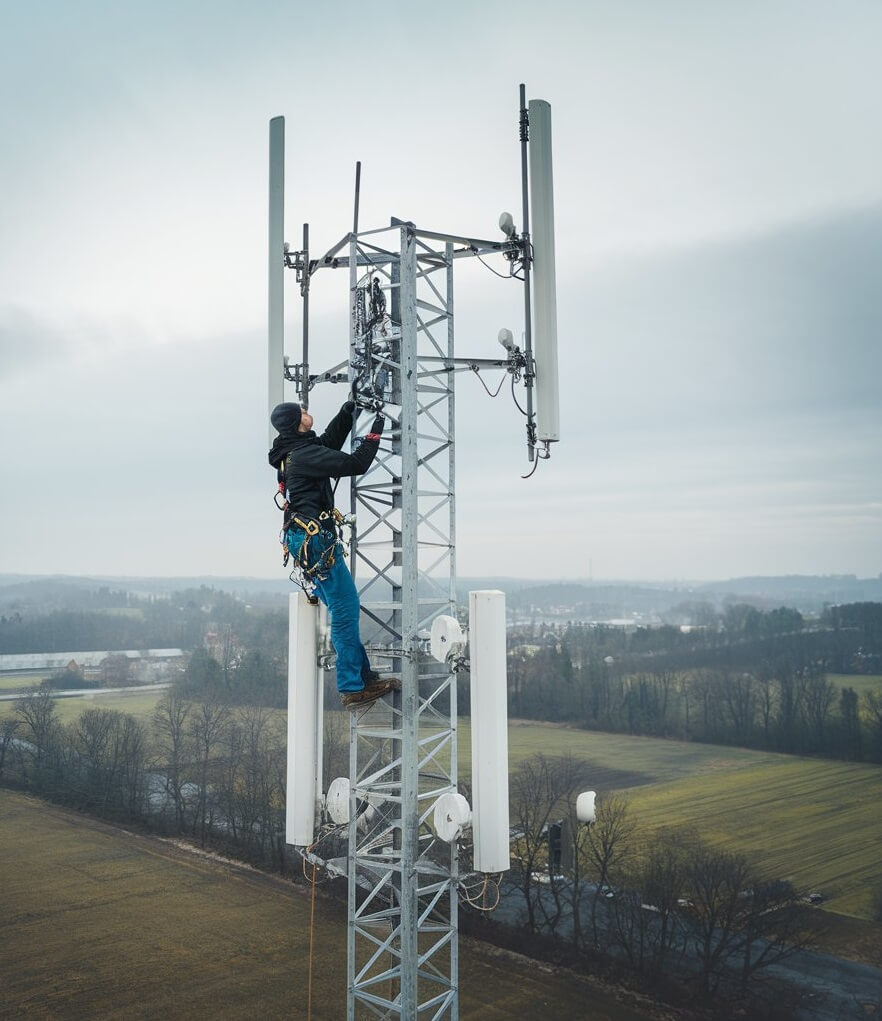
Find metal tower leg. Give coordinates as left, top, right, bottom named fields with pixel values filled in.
left=345, top=224, right=459, bottom=1018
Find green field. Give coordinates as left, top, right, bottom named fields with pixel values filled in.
left=460, top=719, right=771, bottom=783
left=828, top=673, right=882, bottom=696
left=463, top=724, right=882, bottom=921
left=0, top=789, right=650, bottom=1021
left=0, top=688, right=167, bottom=724
left=0, top=672, right=45, bottom=692
left=623, top=756, right=882, bottom=919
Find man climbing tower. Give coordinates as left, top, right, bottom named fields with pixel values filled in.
left=268, top=399, right=399, bottom=709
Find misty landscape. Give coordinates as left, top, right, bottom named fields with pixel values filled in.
left=2, top=572, right=881, bottom=1018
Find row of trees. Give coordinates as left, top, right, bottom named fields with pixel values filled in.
left=490, top=613, right=882, bottom=761
left=1, top=690, right=287, bottom=867
left=488, top=754, right=820, bottom=1012
left=0, top=586, right=283, bottom=656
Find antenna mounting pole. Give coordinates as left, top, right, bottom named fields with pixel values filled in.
left=519, top=83, right=537, bottom=462
left=352, top=160, right=361, bottom=236
left=300, top=223, right=310, bottom=408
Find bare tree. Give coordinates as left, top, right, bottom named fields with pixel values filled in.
left=639, top=830, right=691, bottom=977
left=116, top=713, right=148, bottom=819
left=721, top=670, right=756, bottom=743
left=0, top=716, right=20, bottom=778
left=219, top=624, right=237, bottom=689
left=219, top=705, right=283, bottom=859
left=218, top=715, right=245, bottom=843
left=682, top=841, right=754, bottom=997
left=605, top=828, right=690, bottom=977
left=755, top=664, right=777, bottom=741
left=801, top=666, right=836, bottom=750
left=582, top=793, right=635, bottom=950
left=73, top=708, right=117, bottom=809
left=14, top=691, right=59, bottom=775
left=188, top=695, right=231, bottom=846
left=70, top=707, right=147, bottom=819
left=508, top=753, right=592, bottom=935
left=13, top=690, right=58, bottom=763
left=151, top=690, right=193, bottom=828
left=862, top=689, right=882, bottom=762
left=735, top=879, right=820, bottom=1000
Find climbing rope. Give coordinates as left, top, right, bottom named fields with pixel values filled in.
left=307, top=858, right=318, bottom=1021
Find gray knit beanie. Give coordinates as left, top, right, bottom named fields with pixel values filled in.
left=271, top=402, right=302, bottom=433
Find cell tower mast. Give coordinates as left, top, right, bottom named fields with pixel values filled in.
left=269, top=87, right=559, bottom=1019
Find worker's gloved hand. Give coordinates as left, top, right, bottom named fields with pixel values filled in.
left=342, top=399, right=356, bottom=414
left=371, top=413, right=385, bottom=435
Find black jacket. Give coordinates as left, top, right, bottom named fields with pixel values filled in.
left=268, top=403, right=380, bottom=525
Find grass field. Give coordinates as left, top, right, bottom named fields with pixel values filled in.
left=828, top=673, right=882, bottom=696
left=0, top=672, right=45, bottom=692
left=0, top=789, right=653, bottom=1021
left=0, top=688, right=166, bottom=724
left=463, top=723, right=882, bottom=922
left=622, top=757, right=882, bottom=919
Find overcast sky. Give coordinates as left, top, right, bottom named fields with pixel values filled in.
left=1, top=1, right=880, bottom=582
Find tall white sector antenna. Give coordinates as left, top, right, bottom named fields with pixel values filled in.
left=528, top=99, right=560, bottom=444
left=268, top=116, right=285, bottom=445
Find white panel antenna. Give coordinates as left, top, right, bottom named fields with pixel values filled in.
left=285, top=592, right=321, bottom=846
left=527, top=99, right=560, bottom=444
left=469, top=590, right=510, bottom=874
left=268, top=116, right=286, bottom=445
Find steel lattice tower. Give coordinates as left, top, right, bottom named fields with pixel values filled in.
left=270, top=86, right=558, bottom=1021
left=345, top=224, right=459, bottom=1018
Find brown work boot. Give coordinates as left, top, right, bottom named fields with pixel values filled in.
left=365, top=676, right=401, bottom=694
left=341, top=677, right=398, bottom=709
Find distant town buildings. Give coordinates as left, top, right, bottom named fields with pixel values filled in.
left=0, top=649, right=184, bottom=683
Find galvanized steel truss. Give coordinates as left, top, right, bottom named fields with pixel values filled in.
left=344, top=224, right=459, bottom=1019
left=302, top=221, right=513, bottom=1019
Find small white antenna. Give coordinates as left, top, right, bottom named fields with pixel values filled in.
left=433, top=792, right=472, bottom=843
left=498, top=211, right=516, bottom=238
left=577, top=791, right=597, bottom=825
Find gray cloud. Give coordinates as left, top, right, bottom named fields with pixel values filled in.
left=1, top=2, right=881, bottom=580
left=0, top=307, right=70, bottom=373
left=450, top=204, right=882, bottom=577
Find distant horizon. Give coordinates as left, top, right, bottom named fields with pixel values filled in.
left=1, top=570, right=879, bottom=587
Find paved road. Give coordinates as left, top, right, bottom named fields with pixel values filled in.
left=0, top=682, right=171, bottom=702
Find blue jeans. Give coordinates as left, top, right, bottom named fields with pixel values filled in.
left=287, top=528, right=373, bottom=693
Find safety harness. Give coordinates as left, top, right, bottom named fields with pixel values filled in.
left=275, top=470, right=344, bottom=587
